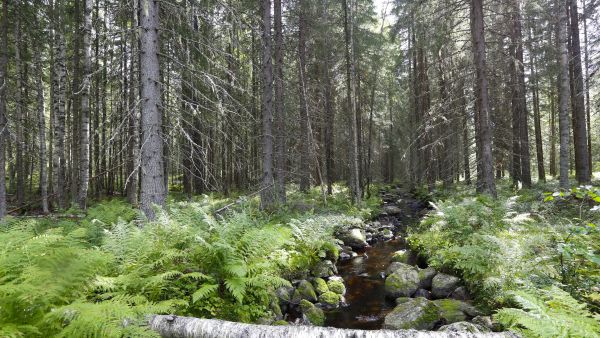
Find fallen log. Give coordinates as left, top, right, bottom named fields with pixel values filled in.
left=148, top=315, right=516, bottom=338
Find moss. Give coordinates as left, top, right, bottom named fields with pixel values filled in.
left=391, top=250, right=409, bottom=263
left=304, top=306, right=325, bottom=326
left=385, top=269, right=419, bottom=297
left=313, top=278, right=329, bottom=295
left=299, top=299, right=314, bottom=312
left=272, top=320, right=289, bottom=326
left=327, top=279, right=346, bottom=295
left=409, top=301, right=441, bottom=329
left=433, top=299, right=467, bottom=324
left=296, top=280, right=317, bottom=302
left=318, top=291, right=341, bottom=306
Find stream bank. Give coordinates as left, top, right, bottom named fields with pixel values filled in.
left=278, top=186, right=509, bottom=335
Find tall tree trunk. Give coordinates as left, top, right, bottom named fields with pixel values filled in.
left=470, top=0, right=496, bottom=197
left=126, top=0, right=140, bottom=205
left=549, top=89, right=557, bottom=176
left=139, top=0, right=166, bottom=219
left=558, top=0, right=571, bottom=189
left=298, top=0, right=310, bottom=193
left=273, top=0, right=286, bottom=203
left=528, top=25, right=545, bottom=182
left=582, top=0, right=592, bottom=176
left=0, top=0, right=8, bottom=218
left=510, top=0, right=531, bottom=188
left=343, top=0, right=361, bottom=204
left=15, top=4, right=25, bottom=207
left=323, top=0, right=334, bottom=195
left=259, top=0, right=275, bottom=209
left=78, top=0, right=92, bottom=209
left=567, top=0, right=590, bottom=184
left=35, top=45, right=49, bottom=214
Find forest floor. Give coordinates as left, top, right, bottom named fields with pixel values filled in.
left=0, top=181, right=599, bottom=337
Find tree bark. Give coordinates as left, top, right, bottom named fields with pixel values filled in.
left=322, top=0, right=335, bottom=195
left=78, top=0, right=92, bottom=209
left=470, top=0, right=496, bottom=197
left=558, top=0, right=571, bottom=189
left=528, top=25, right=545, bottom=182
left=148, top=315, right=512, bottom=338
left=14, top=3, right=25, bottom=207
left=0, top=0, right=8, bottom=218
left=139, top=0, right=166, bottom=219
left=566, top=0, right=590, bottom=184
left=273, top=0, right=286, bottom=203
left=35, top=44, right=49, bottom=214
left=126, top=0, right=140, bottom=205
left=343, top=0, right=362, bottom=204
left=298, top=0, right=310, bottom=193
left=259, top=0, right=275, bottom=209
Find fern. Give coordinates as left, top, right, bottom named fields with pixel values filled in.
left=495, top=287, right=600, bottom=338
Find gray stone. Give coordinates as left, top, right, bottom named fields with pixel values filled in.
left=312, top=260, right=337, bottom=278
left=391, top=250, right=409, bottom=264
left=431, top=273, right=460, bottom=298
left=382, top=229, right=394, bottom=240
left=450, top=286, right=470, bottom=301
left=385, top=263, right=420, bottom=298
left=292, top=280, right=317, bottom=303
left=383, top=297, right=440, bottom=330
left=438, top=321, right=490, bottom=333
left=418, top=267, right=437, bottom=290
left=414, top=288, right=432, bottom=299
left=337, top=228, right=368, bottom=250
left=384, top=205, right=402, bottom=215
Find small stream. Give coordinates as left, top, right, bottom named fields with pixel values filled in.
left=325, top=189, right=427, bottom=330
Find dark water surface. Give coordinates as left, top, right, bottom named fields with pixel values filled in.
left=324, top=238, right=405, bottom=330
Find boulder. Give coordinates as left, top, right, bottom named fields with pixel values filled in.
left=300, top=300, right=325, bottom=326
left=275, top=286, right=294, bottom=304
left=385, top=262, right=406, bottom=275
left=312, top=260, right=337, bottom=278
left=292, top=280, right=317, bottom=303
left=312, top=278, right=329, bottom=295
left=414, top=288, right=432, bottom=299
left=382, top=229, right=394, bottom=240
left=383, top=297, right=441, bottom=330
left=337, top=228, right=368, bottom=250
left=431, top=273, right=460, bottom=298
left=391, top=250, right=409, bottom=264
left=438, top=322, right=490, bottom=333
left=432, top=299, right=481, bottom=320
left=327, top=278, right=346, bottom=295
left=432, top=299, right=466, bottom=324
left=318, top=291, right=341, bottom=309
left=450, top=286, right=470, bottom=301
left=472, top=316, right=495, bottom=331
left=384, top=205, right=402, bottom=215
left=385, top=263, right=420, bottom=298
left=418, top=267, right=437, bottom=290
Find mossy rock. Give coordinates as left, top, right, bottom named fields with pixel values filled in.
left=438, top=322, right=489, bottom=333
left=432, top=299, right=466, bottom=324
left=391, top=250, right=409, bottom=263
left=318, top=291, right=341, bottom=307
left=292, top=280, right=317, bottom=303
left=431, top=273, right=460, bottom=298
left=384, top=263, right=420, bottom=298
left=299, top=299, right=314, bottom=312
left=418, top=267, right=437, bottom=289
left=313, top=278, right=329, bottom=295
left=383, top=297, right=440, bottom=330
left=327, top=278, right=346, bottom=295
left=303, top=305, right=325, bottom=326
left=272, top=320, right=289, bottom=326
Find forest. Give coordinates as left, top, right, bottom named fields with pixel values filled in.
left=0, top=0, right=599, bottom=337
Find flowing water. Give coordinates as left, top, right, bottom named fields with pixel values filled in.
left=326, top=191, right=426, bottom=330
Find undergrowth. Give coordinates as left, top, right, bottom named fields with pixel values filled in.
left=0, top=184, right=379, bottom=337
left=408, top=180, right=600, bottom=337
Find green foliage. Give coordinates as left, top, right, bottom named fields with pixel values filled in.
left=494, top=287, right=600, bottom=338
left=408, top=181, right=600, bottom=337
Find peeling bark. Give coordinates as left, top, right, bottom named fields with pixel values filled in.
left=148, top=316, right=514, bottom=338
